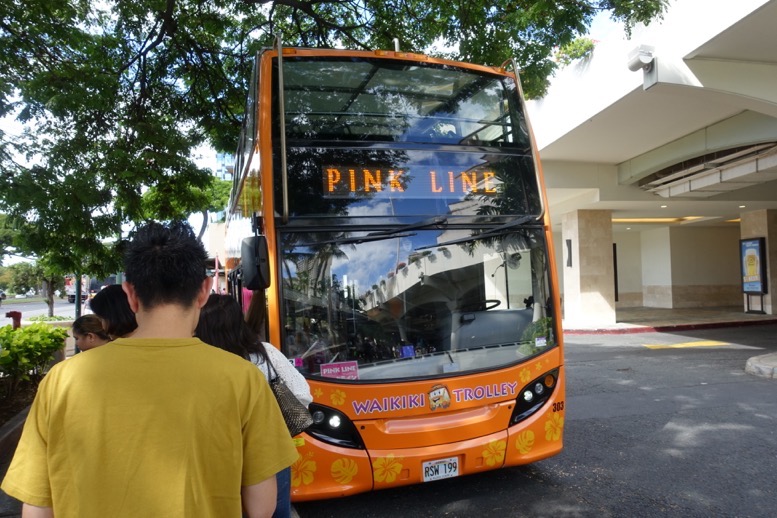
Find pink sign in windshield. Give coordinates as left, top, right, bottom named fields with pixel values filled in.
left=320, top=361, right=359, bottom=380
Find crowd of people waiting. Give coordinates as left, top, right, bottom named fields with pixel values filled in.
left=1, top=221, right=310, bottom=518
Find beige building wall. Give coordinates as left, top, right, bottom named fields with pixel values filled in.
left=613, top=232, right=643, bottom=308
left=551, top=232, right=565, bottom=317
left=558, top=223, right=742, bottom=315
left=561, top=210, right=615, bottom=326
left=640, top=226, right=741, bottom=309
left=641, top=228, right=673, bottom=308
left=669, top=226, right=740, bottom=308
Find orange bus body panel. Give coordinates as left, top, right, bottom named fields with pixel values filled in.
left=290, top=351, right=565, bottom=501
left=228, top=47, right=566, bottom=502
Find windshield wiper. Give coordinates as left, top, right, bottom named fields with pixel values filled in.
left=365, top=216, right=448, bottom=238
left=305, top=216, right=447, bottom=247
left=416, top=215, right=538, bottom=250
left=307, top=232, right=417, bottom=247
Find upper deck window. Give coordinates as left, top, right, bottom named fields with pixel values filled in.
left=278, top=57, right=529, bottom=148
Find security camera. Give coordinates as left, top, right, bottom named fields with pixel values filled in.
left=627, top=44, right=655, bottom=72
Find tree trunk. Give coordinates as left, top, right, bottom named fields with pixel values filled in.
left=43, top=278, right=55, bottom=317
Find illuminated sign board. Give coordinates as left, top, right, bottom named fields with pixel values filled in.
left=323, top=165, right=501, bottom=199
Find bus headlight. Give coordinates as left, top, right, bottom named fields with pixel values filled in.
left=306, top=403, right=365, bottom=449
left=510, top=369, right=559, bottom=425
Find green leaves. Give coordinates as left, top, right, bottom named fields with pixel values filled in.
left=0, top=0, right=668, bottom=280
left=0, top=323, right=68, bottom=397
left=556, top=37, right=596, bottom=66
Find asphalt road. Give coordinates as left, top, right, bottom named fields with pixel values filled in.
left=1, top=298, right=81, bottom=321
left=295, top=324, right=777, bottom=518
left=1, top=311, right=774, bottom=516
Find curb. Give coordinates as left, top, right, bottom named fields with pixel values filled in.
left=564, top=317, right=777, bottom=335
left=745, top=353, right=777, bottom=379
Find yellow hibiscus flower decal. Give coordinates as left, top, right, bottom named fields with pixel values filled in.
left=313, top=387, right=323, bottom=399
left=291, top=452, right=317, bottom=487
left=331, top=389, right=346, bottom=406
left=483, top=440, right=506, bottom=467
left=373, top=454, right=403, bottom=483
left=519, top=368, right=531, bottom=383
left=331, top=458, right=358, bottom=484
left=545, top=413, right=564, bottom=441
left=515, top=430, right=535, bottom=454
left=535, top=362, right=543, bottom=372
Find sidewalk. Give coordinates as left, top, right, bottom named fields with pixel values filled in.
left=563, top=305, right=777, bottom=380
left=563, top=305, right=777, bottom=334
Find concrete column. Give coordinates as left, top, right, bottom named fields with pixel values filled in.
left=740, top=209, right=777, bottom=314
left=561, top=210, right=616, bottom=327
left=641, top=228, right=672, bottom=308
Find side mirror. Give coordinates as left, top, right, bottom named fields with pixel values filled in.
left=241, top=236, right=270, bottom=290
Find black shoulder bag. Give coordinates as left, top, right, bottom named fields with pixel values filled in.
left=265, top=355, right=314, bottom=437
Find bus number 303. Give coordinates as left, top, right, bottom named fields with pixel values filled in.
left=553, top=401, right=565, bottom=412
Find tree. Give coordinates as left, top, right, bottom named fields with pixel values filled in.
left=0, top=265, right=12, bottom=291
left=0, top=0, right=668, bottom=276
left=7, top=263, right=39, bottom=296
left=0, top=214, right=16, bottom=266
left=7, top=261, right=64, bottom=316
left=142, top=177, right=232, bottom=239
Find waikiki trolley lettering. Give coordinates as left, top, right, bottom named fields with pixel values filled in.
left=351, top=381, right=519, bottom=416
left=323, top=165, right=500, bottom=198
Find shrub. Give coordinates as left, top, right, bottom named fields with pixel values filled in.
left=0, top=323, right=68, bottom=398
left=27, top=315, right=71, bottom=322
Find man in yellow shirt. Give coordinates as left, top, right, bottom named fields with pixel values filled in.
left=1, top=221, right=297, bottom=517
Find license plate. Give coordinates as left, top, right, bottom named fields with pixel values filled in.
left=422, top=456, right=459, bottom=482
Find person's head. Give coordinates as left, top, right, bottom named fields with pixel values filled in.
left=195, top=294, right=268, bottom=362
left=123, top=221, right=209, bottom=310
left=89, top=284, right=138, bottom=339
left=71, top=314, right=111, bottom=351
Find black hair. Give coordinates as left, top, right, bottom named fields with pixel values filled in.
left=89, top=285, right=138, bottom=338
left=195, top=294, right=270, bottom=364
left=123, top=221, right=208, bottom=309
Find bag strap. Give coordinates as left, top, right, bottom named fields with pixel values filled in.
left=259, top=343, right=279, bottom=381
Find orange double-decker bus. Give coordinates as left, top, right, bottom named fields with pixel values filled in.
left=224, top=41, right=565, bottom=501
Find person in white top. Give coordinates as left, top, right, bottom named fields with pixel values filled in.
left=195, top=294, right=311, bottom=518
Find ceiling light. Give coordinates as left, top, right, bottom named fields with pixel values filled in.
left=612, top=217, right=702, bottom=224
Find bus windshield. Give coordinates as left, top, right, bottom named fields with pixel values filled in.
left=279, top=226, right=555, bottom=382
